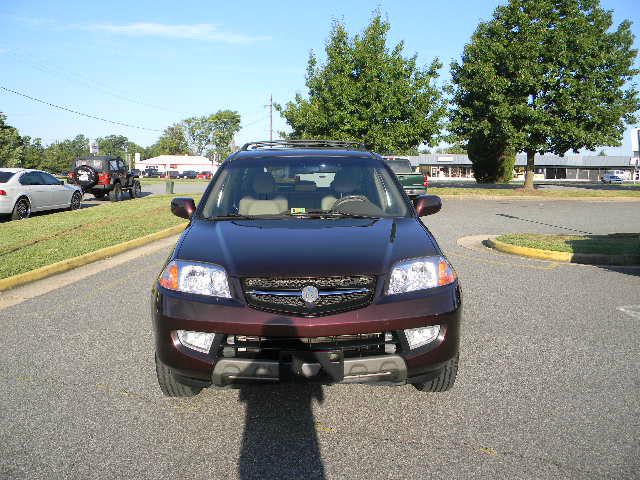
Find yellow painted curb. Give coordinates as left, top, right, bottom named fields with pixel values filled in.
left=486, top=237, right=640, bottom=266
left=486, top=238, right=573, bottom=262
left=0, top=223, right=187, bottom=292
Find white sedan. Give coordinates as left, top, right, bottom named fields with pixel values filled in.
left=601, top=173, right=624, bottom=184
left=0, top=168, right=83, bottom=220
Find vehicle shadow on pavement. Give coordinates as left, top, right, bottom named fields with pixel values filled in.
left=238, top=384, right=326, bottom=479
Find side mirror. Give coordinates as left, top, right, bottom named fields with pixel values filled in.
left=414, top=195, right=442, bottom=217
left=58, top=180, right=65, bottom=185
left=171, top=197, right=196, bottom=219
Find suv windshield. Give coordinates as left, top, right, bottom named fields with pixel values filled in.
left=201, top=156, right=409, bottom=219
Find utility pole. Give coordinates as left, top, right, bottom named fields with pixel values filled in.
left=265, top=94, right=273, bottom=142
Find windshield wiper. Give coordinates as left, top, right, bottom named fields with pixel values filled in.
left=293, top=210, right=380, bottom=219
left=204, top=213, right=286, bottom=220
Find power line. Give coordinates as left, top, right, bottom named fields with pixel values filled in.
left=241, top=115, right=270, bottom=129
left=3, top=49, right=190, bottom=116
left=0, top=86, right=162, bottom=132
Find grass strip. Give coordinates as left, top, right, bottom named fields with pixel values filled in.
left=429, top=187, right=640, bottom=197
left=496, top=233, right=640, bottom=255
left=0, top=195, right=200, bottom=279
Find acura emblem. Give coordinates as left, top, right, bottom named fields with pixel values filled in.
left=301, top=285, right=319, bottom=304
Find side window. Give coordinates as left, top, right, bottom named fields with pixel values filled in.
left=117, top=160, right=126, bottom=171
left=40, top=172, right=60, bottom=185
left=19, top=172, right=42, bottom=186
left=109, top=160, right=119, bottom=171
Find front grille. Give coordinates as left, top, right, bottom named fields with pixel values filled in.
left=220, top=332, right=399, bottom=360
left=242, top=276, right=376, bottom=317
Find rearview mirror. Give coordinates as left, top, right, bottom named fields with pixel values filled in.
left=171, top=197, right=196, bottom=219
left=413, top=195, right=442, bottom=217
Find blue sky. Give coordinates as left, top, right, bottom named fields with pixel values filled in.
left=1, top=0, right=638, bottom=154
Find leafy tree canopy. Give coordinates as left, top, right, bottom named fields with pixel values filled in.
left=0, top=113, right=23, bottom=168
left=450, top=0, right=639, bottom=188
left=148, top=124, right=189, bottom=157
left=277, top=14, right=447, bottom=155
left=182, top=110, right=241, bottom=159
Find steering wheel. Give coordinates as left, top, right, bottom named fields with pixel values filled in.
left=331, top=195, right=368, bottom=211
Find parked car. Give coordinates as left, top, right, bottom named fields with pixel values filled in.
left=143, top=168, right=160, bottom=178
left=605, top=170, right=630, bottom=180
left=152, top=139, right=461, bottom=397
left=161, top=170, right=180, bottom=179
left=180, top=170, right=198, bottom=179
left=601, top=173, right=623, bottom=184
left=0, top=168, right=82, bottom=220
left=68, top=156, right=141, bottom=201
left=197, top=171, right=213, bottom=180
left=382, top=156, right=428, bottom=198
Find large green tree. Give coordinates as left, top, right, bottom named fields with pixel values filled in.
left=42, top=134, right=90, bottom=173
left=148, top=123, right=189, bottom=157
left=182, top=110, right=241, bottom=159
left=450, top=0, right=639, bottom=189
left=21, top=136, right=45, bottom=170
left=277, top=14, right=446, bottom=154
left=0, top=114, right=24, bottom=168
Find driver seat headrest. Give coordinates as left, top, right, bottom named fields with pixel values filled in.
left=252, top=172, right=276, bottom=195
left=331, top=170, right=358, bottom=194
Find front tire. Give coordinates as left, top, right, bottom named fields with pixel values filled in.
left=108, top=183, right=122, bottom=202
left=69, top=191, right=82, bottom=211
left=412, top=355, right=459, bottom=392
left=11, top=197, right=31, bottom=220
left=155, top=354, right=202, bottom=397
left=130, top=181, right=141, bottom=199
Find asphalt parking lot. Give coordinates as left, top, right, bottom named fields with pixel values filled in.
left=1, top=198, right=639, bottom=479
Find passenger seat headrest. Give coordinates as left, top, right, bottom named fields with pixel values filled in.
left=252, top=172, right=276, bottom=194
left=331, top=170, right=358, bottom=193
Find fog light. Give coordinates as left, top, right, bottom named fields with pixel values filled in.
left=404, top=325, right=440, bottom=350
left=176, top=330, right=216, bottom=353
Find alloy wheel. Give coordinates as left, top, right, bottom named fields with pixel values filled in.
left=16, top=199, right=31, bottom=219
left=70, top=192, right=82, bottom=210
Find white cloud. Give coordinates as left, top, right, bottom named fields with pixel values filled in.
left=78, top=22, right=270, bottom=45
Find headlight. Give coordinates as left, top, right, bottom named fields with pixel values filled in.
left=404, top=325, right=441, bottom=349
left=159, top=260, right=231, bottom=298
left=176, top=330, right=216, bottom=353
left=387, top=256, right=456, bottom=295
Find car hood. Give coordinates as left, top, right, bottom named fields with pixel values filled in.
left=175, top=217, right=440, bottom=277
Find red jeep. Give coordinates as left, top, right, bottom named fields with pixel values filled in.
left=69, top=156, right=141, bottom=201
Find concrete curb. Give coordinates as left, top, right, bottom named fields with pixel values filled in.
left=0, top=223, right=187, bottom=292
left=486, top=237, right=640, bottom=266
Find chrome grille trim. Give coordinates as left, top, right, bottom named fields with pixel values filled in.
left=241, top=276, right=376, bottom=317
left=246, top=288, right=370, bottom=297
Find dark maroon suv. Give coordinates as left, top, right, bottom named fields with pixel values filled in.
left=152, top=140, right=462, bottom=396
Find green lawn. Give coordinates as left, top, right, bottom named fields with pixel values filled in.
left=429, top=187, right=640, bottom=198
left=0, top=195, right=200, bottom=279
left=496, top=233, right=640, bottom=255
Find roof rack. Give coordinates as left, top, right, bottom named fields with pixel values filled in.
left=240, top=139, right=367, bottom=151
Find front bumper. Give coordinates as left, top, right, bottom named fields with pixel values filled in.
left=211, top=355, right=408, bottom=387
left=152, top=282, right=462, bottom=387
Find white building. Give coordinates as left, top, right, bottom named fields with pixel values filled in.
left=135, top=155, right=218, bottom=174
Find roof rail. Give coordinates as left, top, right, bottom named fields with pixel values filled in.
left=240, top=139, right=367, bottom=151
